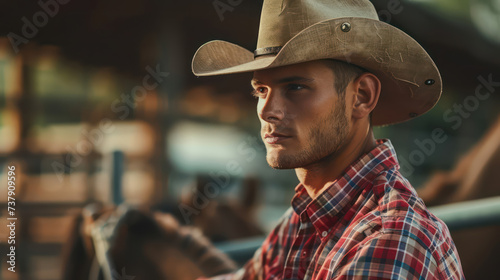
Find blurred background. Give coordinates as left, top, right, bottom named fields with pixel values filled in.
left=0, top=0, right=499, bottom=279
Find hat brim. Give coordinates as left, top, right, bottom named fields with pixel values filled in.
left=192, top=17, right=441, bottom=126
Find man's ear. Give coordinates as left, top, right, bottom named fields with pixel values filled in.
left=351, top=73, right=381, bottom=120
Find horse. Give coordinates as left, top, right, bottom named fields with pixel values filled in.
left=417, top=114, right=500, bottom=280
left=178, top=175, right=264, bottom=242
left=418, top=114, right=500, bottom=206
left=61, top=203, right=237, bottom=280
left=61, top=175, right=265, bottom=279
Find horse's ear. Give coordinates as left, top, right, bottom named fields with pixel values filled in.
left=179, top=178, right=203, bottom=210
left=178, top=175, right=217, bottom=223
left=241, top=176, right=260, bottom=211
left=60, top=213, right=92, bottom=280
left=194, top=175, right=217, bottom=206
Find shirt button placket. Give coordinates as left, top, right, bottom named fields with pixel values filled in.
left=300, top=250, right=311, bottom=278
left=322, top=231, right=328, bottom=238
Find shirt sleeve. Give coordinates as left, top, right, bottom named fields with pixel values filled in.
left=330, top=231, right=444, bottom=280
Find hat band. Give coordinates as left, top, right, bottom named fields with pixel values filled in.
left=254, top=46, right=282, bottom=58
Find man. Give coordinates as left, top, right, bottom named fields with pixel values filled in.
left=192, top=0, right=464, bottom=279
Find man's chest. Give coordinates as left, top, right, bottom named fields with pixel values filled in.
left=263, top=213, right=380, bottom=280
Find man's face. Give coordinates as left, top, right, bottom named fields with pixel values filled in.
left=252, top=60, right=352, bottom=169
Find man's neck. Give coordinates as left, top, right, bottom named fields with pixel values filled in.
left=295, top=125, right=377, bottom=199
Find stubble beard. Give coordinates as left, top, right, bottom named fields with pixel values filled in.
left=265, top=101, right=350, bottom=169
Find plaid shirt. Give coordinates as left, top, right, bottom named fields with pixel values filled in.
left=205, top=140, right=464, bottom=280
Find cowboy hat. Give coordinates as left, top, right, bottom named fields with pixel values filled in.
left=192, top=0, right=442, bottom=126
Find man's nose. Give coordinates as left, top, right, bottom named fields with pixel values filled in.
left=257, top=91, right=285, bottom=123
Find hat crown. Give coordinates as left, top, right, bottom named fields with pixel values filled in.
left=257, top=0, right=379, bottom=50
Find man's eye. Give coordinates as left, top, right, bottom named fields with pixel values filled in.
left=251, top=87, right=268, bottom=98
left=287, top=84, right=306, bottom=91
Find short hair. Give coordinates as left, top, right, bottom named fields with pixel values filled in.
left=321, top=59, right=373, bottom=123
left=321, top=59, right=367, bottom=98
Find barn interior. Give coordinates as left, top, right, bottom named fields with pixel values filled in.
left=0, top=0, right=499, bottom=279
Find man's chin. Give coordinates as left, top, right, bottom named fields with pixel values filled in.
left=267, top=163, right=292, bottom=170
left=266, top=155, right=299, bottom=170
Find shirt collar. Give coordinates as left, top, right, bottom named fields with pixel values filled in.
left=291, top=139, right=400, bottom=235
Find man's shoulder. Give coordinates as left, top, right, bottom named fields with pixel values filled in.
left=366, top=168, right=458, bottom=261
left=371, top=167, right=427, bottom=218
left=331, top=169, right=463, bottom=278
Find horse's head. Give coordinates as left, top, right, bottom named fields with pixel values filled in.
left=62, top=203, right=237, bottom=280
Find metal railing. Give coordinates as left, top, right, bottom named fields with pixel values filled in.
left=429, top=196, right=500, bottom=231
left=216, top=196, right=500, bottom=263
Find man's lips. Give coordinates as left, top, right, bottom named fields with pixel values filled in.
left=264, top=133, right=292, bottom=144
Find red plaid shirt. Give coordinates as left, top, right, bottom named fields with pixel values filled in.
left=206, top=140, right=464, bottom=279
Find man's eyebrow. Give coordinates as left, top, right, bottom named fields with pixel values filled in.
left=251, top=76, right=315, bottom=86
